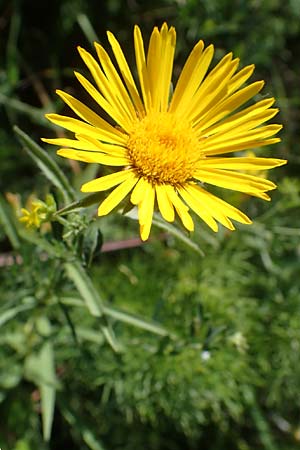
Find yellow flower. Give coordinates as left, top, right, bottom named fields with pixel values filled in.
left=19, top=200, right=44, bottom=228
left=43, top=24, right=286, bottom=241
left=18, top=194, right=56, bottom=229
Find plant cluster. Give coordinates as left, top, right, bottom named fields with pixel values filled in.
left=0, top=1, right=299, bottom=450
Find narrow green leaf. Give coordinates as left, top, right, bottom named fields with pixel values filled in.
left=0, top=303, right=35, bottom=328
left=64, top=261, right=121, bottom=352
left=39, top=342, right=56, bottom=442
left=103, top=304, right=173, bottom=337
left=60, top=296, right=173, bottom=338
left=0, top=193, right=20, bottom=249
left=24, top=317, right=56, bottom=442
left=13, top=126, right=75, bottom=203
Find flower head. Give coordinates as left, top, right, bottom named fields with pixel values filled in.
left=19, top=201, right=44, bottom=228
left=43, top=24, right=286, bottom=240
left=19, top=194, right=56, bottom=229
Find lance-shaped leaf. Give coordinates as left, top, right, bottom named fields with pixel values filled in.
left=24, top=317, right=57, bottom=442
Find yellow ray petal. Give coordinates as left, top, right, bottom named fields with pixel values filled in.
left=98, top=174, right=138, bottom=216
left=204, top=108, right=279, bottom=139
left=202, top=125, right=282, bottom=156
left=75, top=134, right=127, bottom=156
left=168, top=39, right=203, bottom=111
left=45, top=113, right=126, bottom=145
left=187, top=183, right=252, bottom=225
left=134, top=25, right=152, bottom=112
left=203, top=138, right=281, bottom=156
left=169, top=43, right=214, bottom=113
left=194, top=168, right=277, bottom=195
left=41, top=137, right=99, bottom=150
left=77, top=46, right=105, bottom=92
left=137, top=183, right=155, bottom=241
left=77, top=47, right=133, bottom=130
left=165, top=185, right=194, bottom=231
left=198, top=157, right=287, bottom=170
left=81, top=169, right=134, bottom=192
left=55, top=89, right=129, bottom=137
left=159, top=24, right=176, bottom=112
left=179, top=186, right=218, bottom=231
left=130, top=177, right=149, bottom=205
left=182, top=182, right=235, bottom=230
left=74, top=71, right=131, bottom=132
left=202, top=122, right=282, bottom=147
left=187, top=52, right=234, bottom=105
left=227, top=64, right=255, bottom=95
left=194, top=80, right=265, bottom=132
left=197, top=98, right=276, bottom=136
left=155, top=184, right=175, bottom=222
left=187, top=57, right=239, bottom=122
left=57, top=148, right=129, bottom=166
left=94, top=42, right=137, bottom=121
left=107, top=30, right=145, bottom=117
left=250, top=191, right=271, bottom=201
left=147, top=26, right=161, bottom=110
left=146, top=24, right=176, bottom=112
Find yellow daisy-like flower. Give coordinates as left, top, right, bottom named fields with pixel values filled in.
left=43, top=24, right=286, bottom=241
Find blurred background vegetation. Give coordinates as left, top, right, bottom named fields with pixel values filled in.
left=0, top=0, right=300, bottom=449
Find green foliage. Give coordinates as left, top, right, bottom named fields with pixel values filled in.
left=0, top=1, right=299, bottom=449
left=1, top=169, right=300, bottom=449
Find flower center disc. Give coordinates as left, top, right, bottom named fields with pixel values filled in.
left=127, top=112, right=202, bottom=185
